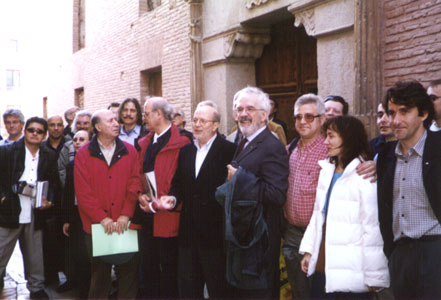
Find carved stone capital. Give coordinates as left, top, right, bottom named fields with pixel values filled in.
left=223, top=28, right=271, bottom=59
left=293, top=9, right=315, bottom=36
left=245, top=0, right=272, bottom=9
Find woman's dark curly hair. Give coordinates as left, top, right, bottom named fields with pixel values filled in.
left=323, top=116, right=372, bottom=169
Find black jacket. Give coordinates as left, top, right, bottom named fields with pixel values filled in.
left=230, top=128, right=289, bottom=292
left=377, top=130, right=441, bottom=257
left=0, top=138, right=60, bottom=229
left=170, top=135, right=236, bottom=248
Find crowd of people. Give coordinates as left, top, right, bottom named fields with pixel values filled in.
left=0, top=79, right=440, bottom=300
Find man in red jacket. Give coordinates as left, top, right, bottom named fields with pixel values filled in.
left=74, top=109, right=141, bottom=299
left=133, top=97, right=189, bottom=298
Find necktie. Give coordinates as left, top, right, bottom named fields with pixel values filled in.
left=236, top=138, right=248, bottom=157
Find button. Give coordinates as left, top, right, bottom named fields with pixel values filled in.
left=112, top=203, right=114, bottom=206
left=109, top=176, right=112, bottom=179
left=402, top=178, right=405, bottom=181
left=405, top=161, right=408, bottom=163
left=401, top=214, right=404, bottom=217
left=104, top=209, right=108, bottom=213
left=401, top=196, right=405, bottom=199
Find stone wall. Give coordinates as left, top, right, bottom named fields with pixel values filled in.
left=383, top=0, right=441, bottom=88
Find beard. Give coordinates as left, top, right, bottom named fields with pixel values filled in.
left=238, top=116, right=260, bottom=137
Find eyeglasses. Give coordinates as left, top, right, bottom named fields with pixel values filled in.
left=73, top=137, right=87, bottom=142
left=429, top=94, right=440, bottom=101
left=26, top=128, right=45, bottom=135
left=193, top=118, right=216, bottom=126
left=294, top=114, right=321, bottom=123
left=235, top=106, right=265, bottom=114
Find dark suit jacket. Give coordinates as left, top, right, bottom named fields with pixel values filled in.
left=377, top=130, right=441, bottom=258
left=0, top=138, right=60, bottom=229
left=232, top=127, right=289, bottom=277
left=170, top=135, right=236, bottom=248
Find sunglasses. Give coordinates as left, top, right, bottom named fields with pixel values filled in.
left=294, top=113, right=321, bottom=123
left=73, top=137, right=87, bottom=142
left=26, top=128, right=45, bottom=135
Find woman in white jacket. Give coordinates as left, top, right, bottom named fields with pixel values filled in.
left=300, top=116, right=389, bottom=299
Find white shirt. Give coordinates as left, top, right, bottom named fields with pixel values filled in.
left=153, top=124, right=171, bottom=143
left=97, top=138, right=116, bottom=166
left=18, top=146, right=39, bottom=224
left=244, top=125, right=267, bottom=149
left=194, top=134, right=217, bottom=178
left=429, top=121, right=441, bottom=132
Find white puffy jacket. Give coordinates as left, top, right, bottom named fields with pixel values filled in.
left=299, top=157, right=390, bottom=293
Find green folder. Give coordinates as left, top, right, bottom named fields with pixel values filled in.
left=91, top=223, right=138, bottom=257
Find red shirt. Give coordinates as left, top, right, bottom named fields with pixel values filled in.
left=284, top=136, right=327, bottom=227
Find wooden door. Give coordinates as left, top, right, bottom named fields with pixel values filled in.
left=256, top=19, right=318, bottom=143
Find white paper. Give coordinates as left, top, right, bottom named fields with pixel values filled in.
left=145, top=172, right=157, bottom=199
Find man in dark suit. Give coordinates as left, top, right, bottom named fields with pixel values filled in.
left=227, top=86, right=289, bottom=299
left=163, top=100, right=236, bottom=298
left=377, top=80, right=441, bottom=299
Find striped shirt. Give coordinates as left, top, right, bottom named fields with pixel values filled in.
left=284, top=135, right=328, bottom=227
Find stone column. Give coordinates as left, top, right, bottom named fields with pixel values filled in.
left=186, top=0, right=204, bottom=115
left=354, top=0, right=383, bottom=138
left=288, top=0, right=382, bottom=137
left=202, top=26, right=271, bottom=134
left=288, top=0, right=356, bottom=108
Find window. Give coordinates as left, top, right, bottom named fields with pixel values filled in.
left=140, top=67, right=162, bottom=106
left=8, top=40, right=18, bottom=53
left=6, top=70, right=20, bottom=90
left=140, top=0, right=161, bottom=14
left=75, top=87, right=84, bottom=108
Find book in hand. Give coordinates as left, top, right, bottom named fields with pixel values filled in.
left=34, top=181, right=49, bottom=208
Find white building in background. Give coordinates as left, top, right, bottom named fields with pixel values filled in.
left=0, top=0, right=71, bottom=136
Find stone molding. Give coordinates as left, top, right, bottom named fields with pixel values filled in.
left=223, top=28, right=271, bottom=59
left=245, top=0, right=273, bottom=9
left=288, top=0, right=354, bottom=38
left=293, top=9, right=315, bottom=36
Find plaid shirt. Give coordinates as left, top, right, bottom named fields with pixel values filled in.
left=284, top=135, right=328, bottom=227
left=393, top=130, right=441, bottom=240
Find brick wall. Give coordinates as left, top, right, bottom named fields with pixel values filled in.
left=47, top=0, right=192, bottom=126
left=383, top=0, right=441, bottom=88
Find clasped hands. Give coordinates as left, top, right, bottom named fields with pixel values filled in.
left=138, top=194, right=176, bottom=213
left=100, top=215, right=129, bottom=235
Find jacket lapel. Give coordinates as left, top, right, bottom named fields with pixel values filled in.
left=235, top=128, right=269, bottom=162
left=196, top=135, right=221, bottom=180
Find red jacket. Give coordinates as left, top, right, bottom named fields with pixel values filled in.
left=74, top=137, right=142, bottom=234
left=135, top=124, right=190, bottom=237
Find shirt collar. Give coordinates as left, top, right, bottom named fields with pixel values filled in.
left=153, top=124, right=171, bottom=143
left=97, top=137, right=116, bottom=150
left=298, top=135, right=325, bottom=152
left=245, top=125, right=267, bottom=144
left=395, top=130, right=427, bottom=158
left=194, top=133, right=217, bottom=151
left=121, top=124, right=140, bottom=135
left=25, top=144, right=39, bottom=160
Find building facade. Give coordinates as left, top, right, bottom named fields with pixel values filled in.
left=45, top=0, right=441, bottom=140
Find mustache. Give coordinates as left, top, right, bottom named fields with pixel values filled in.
left=123, top=116, right=135, bottom=120
left=239, top=116, right=252, bottom=123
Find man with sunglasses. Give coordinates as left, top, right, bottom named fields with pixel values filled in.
left=427, top=79, right=441, bottom=132
left=0, top=117, right=59, bottom=299
left=282, top=94, right=328, bottom=299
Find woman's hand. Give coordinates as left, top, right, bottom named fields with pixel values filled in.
left=301, top=253, right=312, bottom=274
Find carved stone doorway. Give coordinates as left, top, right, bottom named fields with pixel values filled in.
left=255, top=18, right=317, bottom=143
